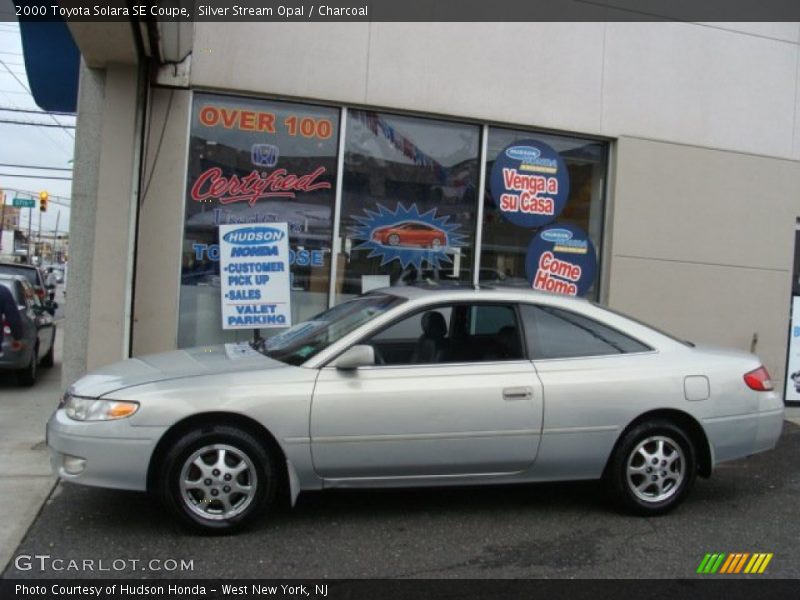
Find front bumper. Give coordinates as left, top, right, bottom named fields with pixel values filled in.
left=47, top=409, right=166, bottom=491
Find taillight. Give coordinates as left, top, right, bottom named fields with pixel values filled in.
left=744, top=366, right=774, bottom=391
left=2, top=320, right=9, bottom=336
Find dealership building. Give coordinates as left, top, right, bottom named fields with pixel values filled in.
left=37, top=19, right=799, bottom=400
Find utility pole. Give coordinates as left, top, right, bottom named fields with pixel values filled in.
left=37, top=206, right=42, bottom=262
left=53, top=209, right=60, bottom=262
left=26, top=200, right=32, bottom=263
left=0, top=190, right=6, bottom=251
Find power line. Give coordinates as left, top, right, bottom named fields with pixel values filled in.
left=0, top=106, right=76, bottom=117
left=0, top=172, right=72, bottom=180
left=0, top=119, right=75, bottom=128
left=0, top=90, right=73, bottom=157
left=1, top=186, right=71, bottom=203
left=0, top=162, right=72, bottom=171
left=0, top=58, right=75, bottom=140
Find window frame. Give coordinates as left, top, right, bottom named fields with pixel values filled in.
left=520, top=302, right=655, bottom=362
left=329, top=300, right=531, bottom=369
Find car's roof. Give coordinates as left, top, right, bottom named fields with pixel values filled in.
left=375, top=283, right=592, bottom=306
left=0, top=262, right=38, bottom=270
left=0, top=273, right=29, bottom=282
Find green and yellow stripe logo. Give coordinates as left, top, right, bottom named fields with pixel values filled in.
left=696, top=553, right=773, bottom=574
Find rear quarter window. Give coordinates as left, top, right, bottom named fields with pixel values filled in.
left=521, top=304, right=652, bottom=360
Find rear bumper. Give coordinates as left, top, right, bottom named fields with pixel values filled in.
left=0, top=341, right=32, bottom=370
left=47, top=409, right=165, bottom=491
left=703, top=396, right=784, bottom=465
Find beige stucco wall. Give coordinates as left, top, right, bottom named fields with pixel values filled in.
left=64, top=62, right=140, bottom=386
left=130, top=88, right=190, bottom=356
left=191, top=22, right=800, bottom=160
left=608, top=136, right=799, bottom=392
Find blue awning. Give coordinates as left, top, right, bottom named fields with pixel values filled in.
left=18, top=16, right=80, bottom=114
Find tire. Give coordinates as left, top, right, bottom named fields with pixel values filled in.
left=431, top=238, right=442, bottom=249
left=388, top=234, right=400, bottom=246
left=17, top=344, right=38, bottom=387
left=158, top=425, right=277, bottom=534
left=41, top=331, right=56, bottom=368
left=605, top=419, right=696, bottom=516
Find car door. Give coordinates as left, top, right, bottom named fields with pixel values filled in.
left=520, top=303, right=660, bottom=480
left=310, top=302, right=544, bottom=479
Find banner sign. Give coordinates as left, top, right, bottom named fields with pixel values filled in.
left=489, top=140, right=569, bottom=228
left=525, top=223, right=597, bottom=297
left=785, top=296, right=800, bottom=402
left=218, top=223, right=291, bottom=330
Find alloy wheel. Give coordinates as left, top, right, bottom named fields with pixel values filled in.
left=179, top=444, right=258, bottom=521
left=625, top=435, right=685, bottom=503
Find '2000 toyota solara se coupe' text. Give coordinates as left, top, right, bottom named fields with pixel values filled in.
left=47, top=286, right=784, bottom=532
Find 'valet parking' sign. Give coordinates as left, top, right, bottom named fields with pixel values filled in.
left=218, top=223, right=291, bottom=330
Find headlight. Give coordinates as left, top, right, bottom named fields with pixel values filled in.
left=64, top=395, right=139, bottom=421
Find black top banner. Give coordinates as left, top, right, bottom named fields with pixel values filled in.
left=6, top=0, right=800, bottom=22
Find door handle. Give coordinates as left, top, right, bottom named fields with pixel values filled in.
left=503, top=386, right=532, bottom=401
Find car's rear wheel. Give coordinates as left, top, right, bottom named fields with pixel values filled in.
left=606, top=419, right=696, bottom=515
left=17, top=344, right=38, bottom=386
left=159, top=425, right=277, bottom=534
left=388, top=234, right=400, bottom=246
left=431, top=238, right=442, bottom=249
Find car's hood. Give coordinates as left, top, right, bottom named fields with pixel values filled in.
left=70, top=343, right=286, bottom=398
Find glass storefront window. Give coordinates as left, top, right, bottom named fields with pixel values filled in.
left=480, top=128, right=607, bottom=298
left=178, top=93, right=339, bottom=348
left=176, top=93, right=609, bottom=349
left=333, top=111, right=481, bottom=302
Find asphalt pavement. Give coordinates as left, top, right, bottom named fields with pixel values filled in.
left=4, top=417, right=800, bottom=579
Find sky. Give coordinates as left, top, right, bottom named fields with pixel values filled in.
left=0, top=20, right=73, bottom=235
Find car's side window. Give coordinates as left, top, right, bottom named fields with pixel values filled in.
left=364, top=303, right=524, bottom=366
left=520, top=304, right=651, bottom=360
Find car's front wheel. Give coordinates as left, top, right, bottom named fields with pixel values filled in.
left=159, top=425, right=277, bottom=533
left=606, top=419, right=696, bottom=515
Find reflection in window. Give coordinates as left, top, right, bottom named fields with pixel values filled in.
left=480, top=129, right=607, bottom=297
left=521, top=304, right=650, bottom=359
left=179, top=93, right=339, bottom=348
left=335, top=111, right=481, bottom=301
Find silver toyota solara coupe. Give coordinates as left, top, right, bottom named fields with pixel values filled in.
left=47, top=285, right=784, bottom=532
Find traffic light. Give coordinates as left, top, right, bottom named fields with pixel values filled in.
left=39, top=190, right=48, bottom=212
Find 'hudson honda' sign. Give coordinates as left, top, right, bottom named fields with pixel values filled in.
left=218, top=224, right=291, bottom=330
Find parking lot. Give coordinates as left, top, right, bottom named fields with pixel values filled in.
left=4, top=418, right=799, bottom=580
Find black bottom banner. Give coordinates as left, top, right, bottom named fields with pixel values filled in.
left=2, top=579, right=800, bottom=600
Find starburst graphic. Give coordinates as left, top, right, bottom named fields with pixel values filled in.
left=349, top=203, right=467, bottom=269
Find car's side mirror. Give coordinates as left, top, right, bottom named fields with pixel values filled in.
left=334, top=345, right=375, bottom=370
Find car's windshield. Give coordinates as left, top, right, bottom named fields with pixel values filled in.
left=253, top=293, right=406, bottom=366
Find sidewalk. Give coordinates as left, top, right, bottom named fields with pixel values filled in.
left=0, top=330, right=62, bottom=573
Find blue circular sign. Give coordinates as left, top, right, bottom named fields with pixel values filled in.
left=525, top=224, right=597, bottom=297
left=489, top=140, right=570, bottom=228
